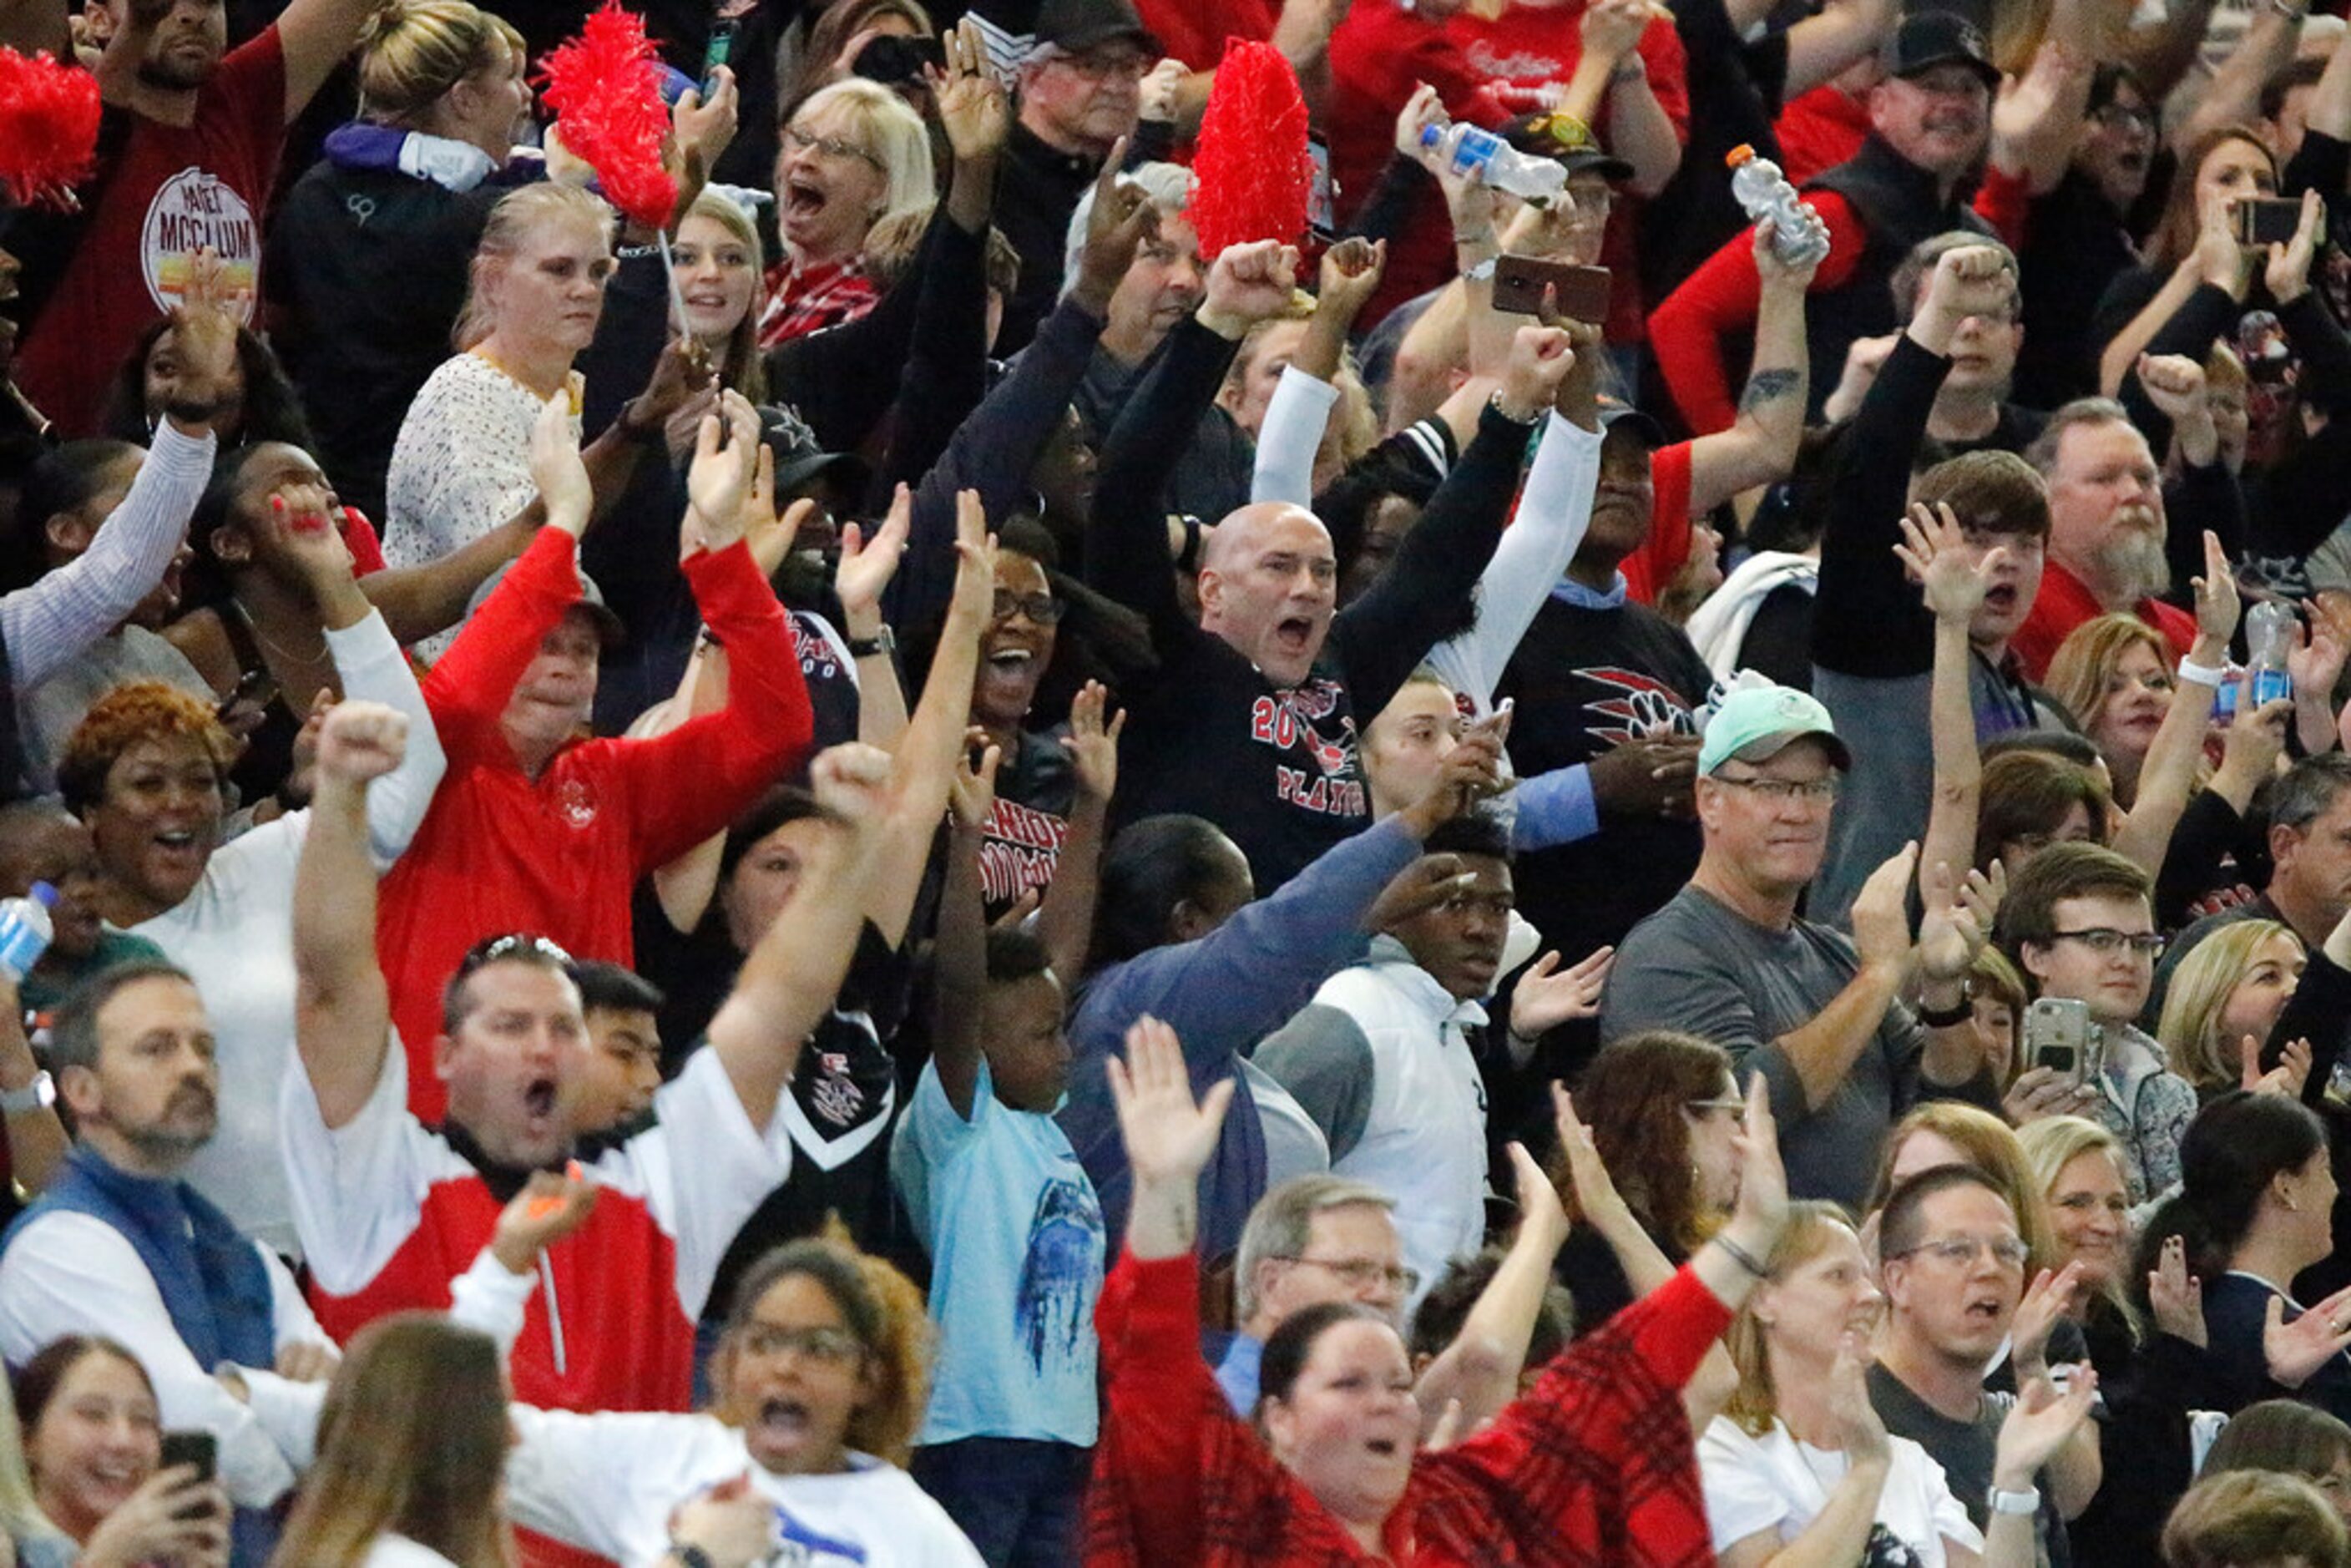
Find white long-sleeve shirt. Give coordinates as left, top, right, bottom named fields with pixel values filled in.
left=1, top=419, right=214, bottom=690
left=0, top=1209, right=332, bottom=1509
left=239, top=1260, right=985, bottom=1568
left=134, top=609, right=447, bottom=1255
left=1251, top=365, right=1603, bottom=715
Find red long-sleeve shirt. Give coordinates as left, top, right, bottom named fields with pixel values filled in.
left=1648, top=165, right=2032, bottom=435
left=1084, top=1247, right=1729, bottom=1565
left=1773, top=84, right=1871, bottom=186
left=377, top=528, right=811, bottom=1120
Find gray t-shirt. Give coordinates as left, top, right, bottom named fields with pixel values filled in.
left=1868, top=1363, right=2065, bottom=1567
left=1600, top=883, right=1924, bottom=1210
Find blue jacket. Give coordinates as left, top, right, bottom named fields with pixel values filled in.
left=1058, top=814, right=1422, bottom=1259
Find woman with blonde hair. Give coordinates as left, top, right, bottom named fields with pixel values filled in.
left=761, top=77, right=936, bottom=348
left=2158, top=918, right=2312, bottom=1100
left=1868, top=1101, right=2062, bottom=1278
left=1701, top=1201, right=2093, bottom=1565
left=268, top=1315, right=509, bottom=1568
left=266, top=0, right=533, bottom=521
left=2045, top=614, right=2182, bottom=811
left=383, top=183, right=699, bottom=658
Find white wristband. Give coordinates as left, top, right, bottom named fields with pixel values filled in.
left=2177, top=656, right=2227, bottom=688
left=1989, top=1484, right=2041, bottom=1517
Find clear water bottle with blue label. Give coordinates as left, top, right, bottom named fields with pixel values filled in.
left=1418, top=119, right=1567, bottom=207
left=2248, top=599, right=2295, bottom=708
left=2215, top=663, right=2245, bottom=721
left=0, top=883, right=56, bottom=985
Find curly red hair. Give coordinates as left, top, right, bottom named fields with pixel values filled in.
left=58, top=680, right=237, bottom=815
left=1553, top=1030, right=1735, bottom=1257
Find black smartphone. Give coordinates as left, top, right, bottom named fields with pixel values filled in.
left=159, top=1429, right=215, bottom=1516
left=700, top=18, right=736, bottom=97
left=1491, top=256, right=1611, bottom=322
left=215, top=665, right=273, bottom=721
left=2235, top=196, right=2305, bottom=246
left=852, top=33, right=945, bottom=88
left=1307, top=135, right=1337, bottom=242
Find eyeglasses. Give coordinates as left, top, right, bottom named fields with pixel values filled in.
left=2048, top=927, right=2166, bottom=959
left=737, top=1321, right=866, bottom=1365
left=1277, top=1256, right=1421, bottom=1296
left=1894, top=1233, right=2030, bottom=1270
left=2091, top=102, right=2156, bottom=133
left=1685, top=1097, right=1747, bottom=1120
left=1711, top=773, right=1838, bottom=805
left=1053, top=47, right=1151, bottom=79
left=992, top=589, right=1066, bottom=625
left=784, top=125, right=886, bottom=172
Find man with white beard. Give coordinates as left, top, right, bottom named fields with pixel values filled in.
left=2009, top=397, right=2204, bottom=680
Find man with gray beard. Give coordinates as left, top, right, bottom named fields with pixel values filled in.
left=2009, top=397, right=2211, bottom=680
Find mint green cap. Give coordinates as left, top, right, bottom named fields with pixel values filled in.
left=1697, top=685, right=1853, bottom=776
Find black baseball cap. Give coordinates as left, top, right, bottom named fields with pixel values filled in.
left=1034, top=0, right=1161, bottom=57
left=1599, top=405, right=1668, bottom=451
left=1502, top=112, right=1635, bottom=183
left=1883, top=11, right=2000, bottom=89
left=759, top=404, right=870, bottom=498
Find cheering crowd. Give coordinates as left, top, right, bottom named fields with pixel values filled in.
left=17, top=0, right=2351, bottom=1559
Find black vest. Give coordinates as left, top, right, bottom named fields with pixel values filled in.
left=1802, top=134, right=1995, bottom=418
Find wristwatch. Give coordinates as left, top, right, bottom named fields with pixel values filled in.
left=0, top=1070, right=53, bottom=1115
left=847, top=625, right=896, bottom=659
left=666, top=1546, right=715, bottom=1568
left=1464, top=256, right=1500, bottom=284
left=1989, top=1484, right=2041, bottom=1516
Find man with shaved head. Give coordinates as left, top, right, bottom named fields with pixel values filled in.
left=1083, top=238, right=1575, bottom=890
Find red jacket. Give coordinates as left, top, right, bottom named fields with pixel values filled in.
left=1084, top=1247, right=1728, bottom=1565
left=377, top=528, right=811, bottom=1120
left=1773, top=84, right=1871, bottom=186
left=1649, top=167, right=2032, bottom=436
left=2010, top=555, right=2198, bottom=682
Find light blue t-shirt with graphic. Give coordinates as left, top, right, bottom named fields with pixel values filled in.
left=897, top=1058, right=1105, bottom=1447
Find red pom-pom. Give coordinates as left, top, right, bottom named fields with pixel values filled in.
left=537, top=2, right=676, bottom=230
left=0, top=46, right=101, bottom=210
left=1187, top=40, right=1312, bottom=261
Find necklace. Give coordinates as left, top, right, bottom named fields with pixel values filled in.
left=238, top=600, right=324, bottom=667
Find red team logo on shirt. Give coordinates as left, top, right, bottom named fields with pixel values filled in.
left=1251, top=683, right=1368, bottom=818
left=1577, top=666, right=1698, bottom=748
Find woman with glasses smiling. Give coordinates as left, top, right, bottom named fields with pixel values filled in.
left=761, top=78, right=933, bottom=348
left=1999, top=841, right=2198, bottom=1208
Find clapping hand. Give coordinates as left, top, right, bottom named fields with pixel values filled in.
left=835, top=483, right=912, bottom=631
left=2242, top=1034, right=2313, bottom=1099
left=530, top=392, right=593, bottom=537
left=2264, top=1284, right=2351, bottom=1388
left=684, top=390, right=762, bottom=553
left=2147, top=1233, right=2207, bottom=1348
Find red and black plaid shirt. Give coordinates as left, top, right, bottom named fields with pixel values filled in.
left=1084, top=1248, right=1728, bottom=1565
left=756, top=255, right=878, bottom=349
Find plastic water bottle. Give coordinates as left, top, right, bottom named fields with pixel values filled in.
left=1726, top=144, right=1831, bottom=267
left=2215, top=663, right=2245, bottom=721
left=2248, top=599, right=2296, bottom=708
left=1418, top=119, right=1567, bottom=207
left=0, top=884, right=57, bottom=985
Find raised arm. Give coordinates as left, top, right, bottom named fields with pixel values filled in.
left=1036, top=680, right=1120, bottom=984
left=2114, top=531, right=2235, bottom=873
left=1896, top=501, right=1993, bottom=888
left=1687, top=216, right=1824, bottom=513
left=864, top=491, right=993, bottom=946
left=291, top=702, right=408, bottom=1130
left=1410, top=1141, right=1574, bottom=1440
left=0, top=257, right=234, bottom=689
left=1081, top=240, right=1297, bottom=645
left=933, top=744, right=999, bottom=1120
left=1332, top=323, right=1574, bottom=716
left=1253, top=238, right=1386, bottom=505
left=275, top=0, right=384, bottom=120
left=704, top=744, right=886, bottom=1124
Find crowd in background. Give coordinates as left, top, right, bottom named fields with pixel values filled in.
left=17, top=0, right=2351, bottom=1560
